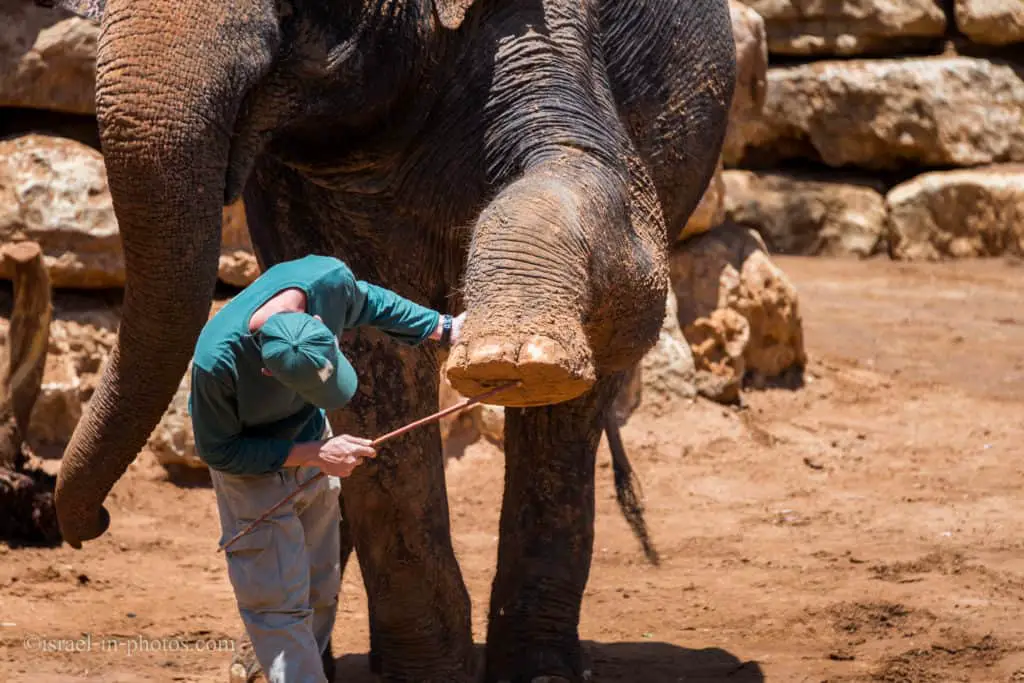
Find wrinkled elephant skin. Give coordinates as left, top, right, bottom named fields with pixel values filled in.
left=48, top=0, right=736, bottom=680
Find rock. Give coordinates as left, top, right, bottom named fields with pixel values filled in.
left=1, top=2, right=97, bottom=114
left=439, top=373, right=505, bottom=453
left=723, top=1, right=769, bottom=163
left=670, top=223, right=806, bottom=403
left=639, top=290, right=698, bottom=408
left=0, top=134, right=260, bottom=288
left=679, top=161, right=726, bottom=241
left=146, top=366, right=205, bottom=470
left=477, top=405, right=505, bottom=446
left=723, top=170, right=887, bottom=257
left=220, top=201, right=260, bottom=287
left=887, top=165, right=1024, bottom=260
left=956, top=0, right=1024, bottom=46
left=685, top=308, right=750, bottom=404
left=735, top=0, right=945, bottom=56
left=0, top=134, right=120, bottom=288
left=19, top=318, right=116, bottom=446
left=731, top=57, right=1024, bottom=170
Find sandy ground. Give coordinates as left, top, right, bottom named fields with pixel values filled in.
left=2, top=255, right=1023, bottom=683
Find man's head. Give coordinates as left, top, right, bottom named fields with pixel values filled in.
left=258, top=312, right=358, bottom=410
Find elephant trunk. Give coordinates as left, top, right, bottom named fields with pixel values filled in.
left=55, top=0, right=276, bottom=547
left=445, top=153, right=666, bottom=408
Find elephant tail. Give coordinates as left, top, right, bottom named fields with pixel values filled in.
left=604, top=413, right=660, bottom=566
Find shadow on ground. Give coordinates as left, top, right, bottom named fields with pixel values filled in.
left=333, top=641, right=763, bottom=682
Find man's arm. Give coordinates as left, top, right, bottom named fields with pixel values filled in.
left=345, top=280, right=442, bottom=345
left=190, top=367, right=376, bottom=476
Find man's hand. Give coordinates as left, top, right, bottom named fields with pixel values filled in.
left=450, top=311, right=465, bottom=345
left=430, top=311, right=466, bottom=345
left=315, top=434, right=376, bottom=478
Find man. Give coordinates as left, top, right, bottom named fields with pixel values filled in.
left=189, top=254, right=463, bottom=683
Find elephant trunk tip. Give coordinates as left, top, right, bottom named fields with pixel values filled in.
left=56, top=501, right=110, bottom=550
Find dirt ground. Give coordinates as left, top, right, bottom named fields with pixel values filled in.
left=2, top=255, right=1023, bottom=683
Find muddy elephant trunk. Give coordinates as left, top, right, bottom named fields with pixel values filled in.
left=55, top=0, right=277, bottom=547
left=446, top=153, right=666, bottom=408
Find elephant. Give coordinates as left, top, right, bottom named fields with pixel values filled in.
left=40, top=0, right=736, bottom=680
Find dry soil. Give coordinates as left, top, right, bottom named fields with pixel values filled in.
left=2, top=256, right=1023, bottom=683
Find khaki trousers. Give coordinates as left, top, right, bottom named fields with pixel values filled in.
left=211, top=426, right=341, bottom=683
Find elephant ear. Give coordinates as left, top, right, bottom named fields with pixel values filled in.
left=33, top=0, right=105, bottom=23
left=432, top=0, right=477, bottom=30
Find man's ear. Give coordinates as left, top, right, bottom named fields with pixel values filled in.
left=34, top=0, right=105, bottom=23
left=432, top=0, right=478, bottom=30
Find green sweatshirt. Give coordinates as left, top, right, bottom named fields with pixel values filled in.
left=188, top=254, right=440, bottom=476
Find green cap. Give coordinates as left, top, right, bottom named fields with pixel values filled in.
left=258, top=312, right=358, bottom=410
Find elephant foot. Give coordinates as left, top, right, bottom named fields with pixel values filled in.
left=494, top=673, right=592, bottom=683
left=446, top=333, right=594, bottom=407
left=485, top=639, right=592, bottom=683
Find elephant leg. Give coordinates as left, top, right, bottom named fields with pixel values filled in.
left=485, top=375, right=624, bottom=683
left=337, top=487, right=383, bottom=678
left=330, top=330, right=474, bottom=682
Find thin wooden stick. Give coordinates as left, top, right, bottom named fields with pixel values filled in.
left=218, top=381, right=519, bottom=552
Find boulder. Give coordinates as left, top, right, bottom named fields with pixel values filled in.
left=220, top=200, right=260, bottom=287
left=735, top=0, right=945, bottom=56
left=439, top=373, right=506, bottom=453
left=956, top=0, right=1024, bottom=46
left=723, top=1, right=769, bottom=163
left=723, top=170, right=887, bottom=257
left=0, top=134, right=120, bottom=288
left=0, top=2, right=97, bottom=114
left=679, top=161, right=726, bottom=241
left=670, top=223, right=806, bottom=403
left=146, top=366, right=205, bottom=470
left=887, top=166, right=1024, bottom=260
left=0, top=134, right=260, bottom=288
left=730, top=57, right=1024, bottom=170
left=638, top=290, right=698, bottom=407
left=19, top=317, right=116, bottom=447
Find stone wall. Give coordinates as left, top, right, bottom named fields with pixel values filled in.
left=722, top=0, right=1024, bottom=260
left=1, top=1, right=806, bottom=471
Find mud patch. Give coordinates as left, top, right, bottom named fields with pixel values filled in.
left=827, top=602, right=936, bottom=639
left=873, top=631, right=1012, bottom=683
left=870, top=551, right=967, bottom=583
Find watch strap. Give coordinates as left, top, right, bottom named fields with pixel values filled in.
left=440, top=314, right=453, bottom=346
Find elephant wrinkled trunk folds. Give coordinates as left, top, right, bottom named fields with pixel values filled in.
left=54, top=0, right=278, bottom=547
left=446, top=153, right=666, bottom=408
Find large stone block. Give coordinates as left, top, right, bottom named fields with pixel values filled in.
left=723, top=1, right=769, bottom=163
left=0, top=134, right=260, bottom=288
left=956, top=0, right=1024, bottom=46
left=887, top=166, right=1024, bottom=260
left=1, top=1, right=97, bottom=114
left=15, top=316, right=116, bottom=447
left=670, top=223, right=806, bottom=403
left=723, top=170, right=887, bottom=257
left=735, top=0, right=945, bottom=56
left=730, top=57, right=1024, bottom=170
left=219, top=200, right=260, bottom=288
left=679, top=161, right=726, bottom=241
